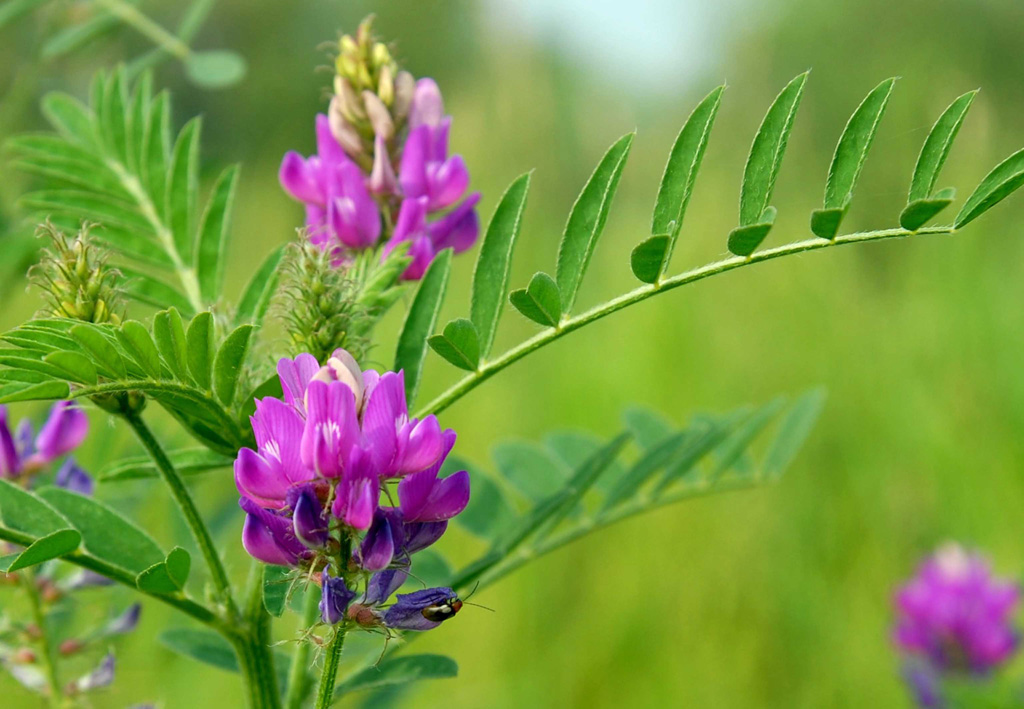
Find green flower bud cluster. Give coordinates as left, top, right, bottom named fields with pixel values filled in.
left=329, top=16, right=415, bottom=170
left=278, top=240, right=368, bottom=365
left=30, top=222, right=123, bottom=325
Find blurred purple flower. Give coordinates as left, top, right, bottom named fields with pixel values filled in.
left=902, top=662, right=944, bottom=708
left=55, top=458, right=94, bottom=496
left=71, top=653, right=115, bottom=692
left=894, top=544, right=1020, bottom=674
left=320, top=571, right=356, bottom=625
left=103, top=603, right=141, bottom=636
left=280, top=115, right=382, bottom=252
left=0, top=403, right=89, bottom=480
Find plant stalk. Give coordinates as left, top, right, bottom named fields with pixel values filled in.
left=417, top=225, right=955, bottom=418
left=95, top=0, right=193, bottom=60
left=243, top=562, right=282, bottom=709
left=315, top=627, right=347, bottom=709
left=122, top=409, right=238, bottom=617
left=285, top=588, right=322, bottom=709
left=22, top=569, right=65, bottom=708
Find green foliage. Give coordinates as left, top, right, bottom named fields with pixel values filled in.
left=98, top=448, right=232, bottom=482
left=650, top=84, right=725, bottom=270
left=509, top=272, right=561, bottom=326
left=0, top=313, right=259, bottom=455
left=470, top=173, right=532, bottom=357
left=9, top=68, right=241, bottom=314
left=556, top=132, right=635, bottom=312
left=443, top=392, right=822, bottom=592
left=902, top=90, right=977, bottom=229
left=415, top=77, right=1024, bottom=420
left=335, top=655, right=458, bottom=698
left=428, top=318, right=481, bottom=371
left=811, top=78, right=896, bottom=239
left=395, top=249, right=452, bottom=403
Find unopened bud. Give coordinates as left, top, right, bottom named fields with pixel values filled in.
left=12, top=648, right=36, bottom=664
left=59, top=639, right=84, bottom=656
left=377, top=64, right=394, bottom=106
left=392, top=71, right=415, bottom=123
left=362, top=91, right=394, bottom=140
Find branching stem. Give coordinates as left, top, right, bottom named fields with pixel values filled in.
left=418, top=225, right=954, bottom=418
left=95, top=0, right=193, bottom=60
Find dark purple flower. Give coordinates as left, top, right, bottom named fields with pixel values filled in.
left=320, top=571, right=356, bottom=625
left=30, top=402, right=88, bottom=468
left=103, top=603, right=141, bottom=636
left=0, top=407, right=20, bottom=478
left=355, top=510, right=395, bottom=571
left=290, top=485, right=330, bottom=550
left=55, top=458, right=94, bottom=496
left=240, top=499, right=308, bottom=567
left=383, top=587, right=462, bottom=631
left=894, top=544, right=1020, bottom=674
left=902, top=662, right=944, bottom=708
left=71, top=653, right=115, bottom=692
left=365, top=566, right=409, bottom=606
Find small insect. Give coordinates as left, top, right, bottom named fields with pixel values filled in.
left=420, top=593, right=463, bottom=623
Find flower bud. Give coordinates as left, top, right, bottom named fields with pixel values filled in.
left=59, top=639, right=85, bottom=656
left=319, top=570, right=355, bottom=625
left=30, top=222, right=123, bottom=325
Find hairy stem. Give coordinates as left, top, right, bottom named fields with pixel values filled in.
left=94, top=0, right=193, bottom=60
left=285, top=589, right=322, bottom=709
left=122, top=409, right=238, bottom=617
left=233, top=562, right=282, bottom=709
left=417, top=225, right=955, bottom=418
left=22, top=569, right=64, bottom=708
left=315, top=627, right=347, bottom=709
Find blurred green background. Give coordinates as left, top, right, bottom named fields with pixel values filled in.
left=3, top=0, right=1024, bottom=706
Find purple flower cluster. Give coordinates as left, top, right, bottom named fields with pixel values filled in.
left=0, top=402, right=90, bottom=491
left=894, top=544, right=1021, bottom=706
left=234, top=349, right=470, bottom=630
left=0, top=403, right=139, bottom=699
left=279, top=78, right=480, bottom=280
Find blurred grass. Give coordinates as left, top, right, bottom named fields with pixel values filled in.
left=3, top=0, right=1024, bottom=706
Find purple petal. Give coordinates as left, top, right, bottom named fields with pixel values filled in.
left=369, top=134, right=399, bottom=196
left=331, top=447, right=378, bottom=530
left=361, top=372, right=409, bottom=473
left=300, top=381, right=360, bottom=478
left=399, top=127, right=430, bottom=200
left=409, top=78, right=444, bottom=130
left=320, top=570, right=356, bottom=625
left=240, top=500, right=304, bottom=567
left=394, top=416, right=445, bottom=476
left=73, top=653, right=115, bottom=692
left=104, top=603, right=141, bottom=635
left=279, top=152, right=322, bottom=204
left=365, top=566, right=409, bottom=605
left=33, top=402, right=88, bottom=464
left=399, top=469, right=470, bottom=522
left=429, top=192, right=481, bottom=253
left=428, top=155, right=470, bottom=211
left=251, top=398, right=311, bottom=487
left=315, top=113, right=347, bottom=166
left=234, top=448, right=289, bottom=509
left=356, top=511, right=395, bottom=571
left=291, top=485, right=329, bottom=550
left=0, top=407, right=21, bottom=478
left=55, top=458, right=94, bottom=496
left=403, top=520, right=448, bottom=555
left=277, top=353, right=321, bottom=412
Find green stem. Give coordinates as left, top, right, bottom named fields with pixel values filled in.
left=122, top=408, right=238, bottom=617
left=242, top=562, right=282, bottom=709
left=94, top=0, right=193, bottom=60
left=417, top=225, right=955, bottom=418
left=285, top=588, right=322, bottom=709
left=22, top=569, right=64, bottom=708
left=315, top=627, right=347, bottom=709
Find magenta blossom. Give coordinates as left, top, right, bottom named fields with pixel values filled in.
left=894, top=544, right=1020, bottom=675
left=279, top=115, right=381, bottom=251
left=0, top=402, right=89, bottom=481
left=235, top=349, right=469, bottom=572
